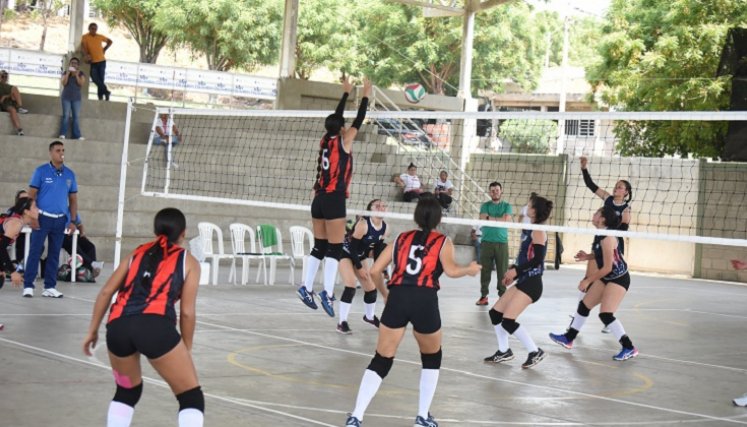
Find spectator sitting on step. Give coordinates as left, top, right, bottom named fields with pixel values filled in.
left=58, top=57, right=87, bottom=140
left=394, top=163, right=423, bottom=202
left=154, top=113, right=183, bottom=168
left=433, top=170, right=454, bottom=211
left=63, top=213, right=103, bottom=278
left=0, top=70, right=27, bottom=136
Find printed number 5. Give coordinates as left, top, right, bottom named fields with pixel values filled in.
left=322, top=148, right=330, bottom=170
left=406, top=245, right=423, bottom=275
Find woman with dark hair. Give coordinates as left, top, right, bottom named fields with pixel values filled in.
left=336, top=199, right=389, bottom=334
left=58, top=56, right=87, bottom=140
left=298, top=76, right=373, bottom=318
left=345, top=197, right=480, bottom=427
left=0, top=196, right=39, bottom=330
left=578, top=156, right=632, bottom=333
left=484, top=195, right=553, bottom=369
left=6, top=189, right=30, bottom=264
left=549, top=205, right=638, bottom=361
left=82, top=208, right=204, bottom=426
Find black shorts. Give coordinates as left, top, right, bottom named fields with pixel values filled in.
left=602, top=273, right=630, bottom=291
left=515, top=275, right=543, bottom=303
left=106, top=314, right=181, bottom=359
left=311, top=192, right=346, bottom=220
left=341, top=249, right=367, bottom=263
left=380, top=286, right=441, bottom=334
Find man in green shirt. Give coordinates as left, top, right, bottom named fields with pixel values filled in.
left=476, top=181, right=513, bottom=305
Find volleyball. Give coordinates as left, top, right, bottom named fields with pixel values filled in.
left=404, top=83, right=426, bottom=104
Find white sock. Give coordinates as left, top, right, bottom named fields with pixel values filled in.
left=303, top=256, right=322, bottom=292
left=107, top=401, right=134, bottom=427
left=577, top=290, right=586, bottom=302
left=352, top=369, right=383, bottom=421
left=570, top=314, right=587, bottom=332
left=418, top=369, right=440, bottom=419
left=339, top=301, right=351, bottom=322
left=511, top=325, right=538, bottom=353
left=608, top=319, right=626, bottom=341
left=323, top=257, right=339, bottom=295
left=364, top=302, right=375, bottom=320
left=178, top=408, right=203, bottom=427
left=494, top=324, right=509, bottom=352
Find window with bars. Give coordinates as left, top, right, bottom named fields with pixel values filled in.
left=565, top=119, right=595, bottom=137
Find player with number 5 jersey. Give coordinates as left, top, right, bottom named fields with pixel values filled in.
left=345, top=197, right=480, bottom=427
left=297, top=76, right=373, bottom=318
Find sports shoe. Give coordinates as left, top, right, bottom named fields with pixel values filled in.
left=521, top=348, right=546, bottom=369
left=612, top=346, right=638, bottom=361
left=17, top=107, right=28, bottom=114
left=414, top=413, right=438, bottom=427
left=362, top=314, right=380, bottom=328
left=22, top=287, right=33, bottom=298
left=733, top=393, right=747, bottom=407
left=601, top=325, right=610, bottom=334
left=58, top=135, right=66, bottom=139
left=77, top=137, right=85, bottom=141
left=475, top=296, right=488, bottom=306
left=483, top=348, right=514, bottom=363
left=16, top=129, right=24, bottom=136
left=319, top=290, right=335, bottom=317
left=337, top=321, right=352, bottom=335
left=42, top=288, right=63, bottom=298
left=549, top=332, right=573, bottom=349
left=345, top=414, right=362, bottom=426
left=0, top=323, right=4, bottom=331
left=296, top=287, right=317, bottom=309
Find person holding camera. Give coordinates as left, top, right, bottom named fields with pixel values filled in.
left=58, top=57, right=87, bottom=140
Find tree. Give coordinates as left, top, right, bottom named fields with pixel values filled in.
left=155, top=0, right=282, bottom=72
left=294, top=0, right=358, bottom=79
left=92, top=0, right=168, bottom=63
left=588, top=0, right=747, bottom=158
left=498, top=119, right=557, bottom=154
left=350, top=1, right=548, bottom=96
left=37, top=0, right=65, bottom=51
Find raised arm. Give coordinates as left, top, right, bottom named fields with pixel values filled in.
left=343, top=78, right=372, bottom=151
left=580, top=156, right=610, bottom=200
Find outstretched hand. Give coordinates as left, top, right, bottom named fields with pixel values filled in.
left=342, top=75, right=353, bottom=94
left=579, top=156, right=588, bottom=170
left=362, top=77, right=373, bottom=98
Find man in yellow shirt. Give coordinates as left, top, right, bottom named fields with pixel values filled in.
left=80, top=23, right=112, bottom=101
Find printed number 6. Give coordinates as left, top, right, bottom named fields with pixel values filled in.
left=322, top=148, right=330, bottom=170
left=406, top=245, right=423, bottom=275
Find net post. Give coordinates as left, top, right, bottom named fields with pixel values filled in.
left=114, top=97, right=134, bottom=268
left=693, top=157, right=707, bottom=278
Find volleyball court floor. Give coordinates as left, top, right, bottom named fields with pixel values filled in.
left=1, top=265, right=747, bottom=426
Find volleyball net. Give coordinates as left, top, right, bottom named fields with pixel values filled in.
left=138, top=109, right=747, bottom=254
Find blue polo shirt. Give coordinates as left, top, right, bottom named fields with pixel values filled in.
left=29, top=162, right=77, bottom=220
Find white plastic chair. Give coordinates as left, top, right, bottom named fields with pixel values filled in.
left=289, top=225, right=314, bottom=285
left=256, top=224, right=295, bottom=285
left=197, top=222, right=235, bottom=285
left=229, top=223, right=265, bottom=285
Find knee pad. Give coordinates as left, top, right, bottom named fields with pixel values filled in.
left=310, top=239, right=328, bottom=260
left=421, top=349, right=442, bottom=370
left=367, top=351, right=394, bottom=379
left=363, top=290, right=377, bottom=304
left=599, top=312, right=615, bottom=326
left=341, top=287, right=356, bottom=303
left=577, top=301, right=591, bottom=317
left=488, top=308, right=503, bottom=325
left=501, top=318, right=519, bottom=335
left=176, top=386, right=205, bottom=413
left=326, top=243, right=343, bottom=261
left=113, top=383, right=143, bottom=407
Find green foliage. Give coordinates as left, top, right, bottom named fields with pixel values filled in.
left=588, top=0, right=747, bottom=158
left=498, top=119, right=557, bottom=154
left=92, top=0, right=168, bottom=63
left=295, top=0, right=357, bottom=79
left=155, top=0, right=282, bottom=71
left=350, top=1, right=548, bottom=96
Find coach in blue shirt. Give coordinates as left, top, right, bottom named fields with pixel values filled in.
left=23, top=141, right=78, bottom=298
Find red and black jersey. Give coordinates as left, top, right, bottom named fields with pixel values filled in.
left=0, top=213, right=22, bottom=245
left=316, top=134, right=353, bottom=197
left=108, top=236, right=186, bottom=323
left=389, top=230, right=447, bottom=290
